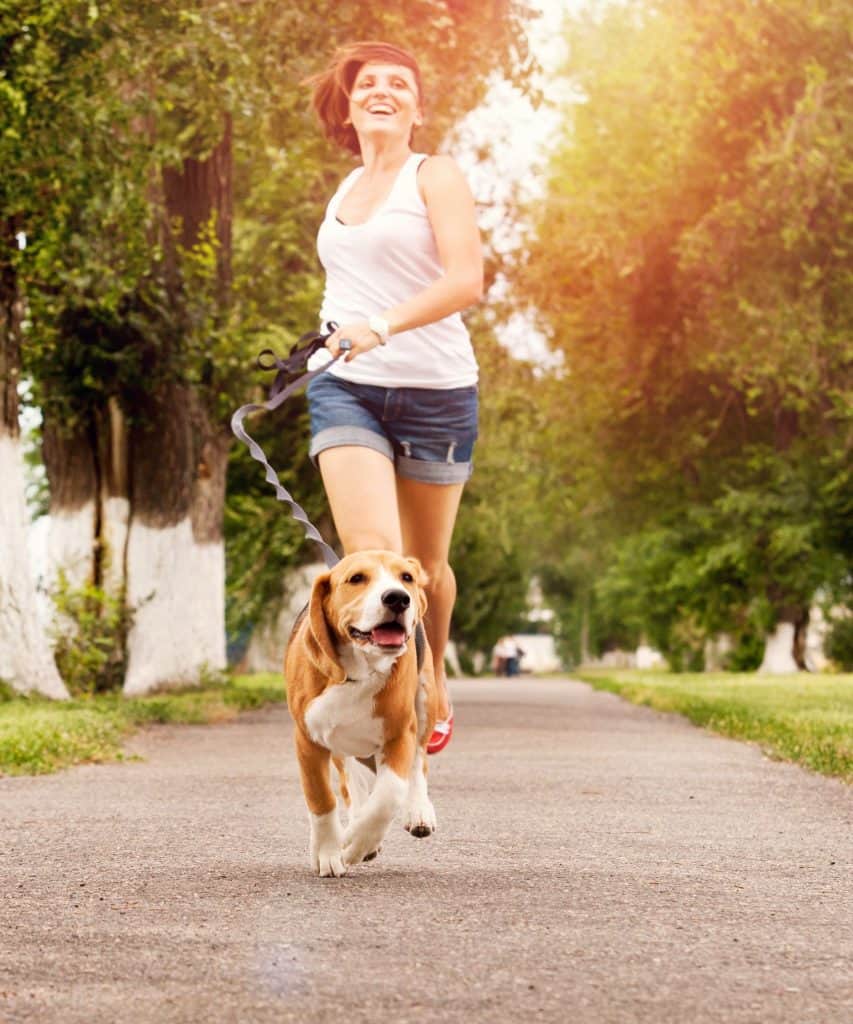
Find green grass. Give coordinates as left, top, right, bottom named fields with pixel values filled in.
left=0, top=673, right=285, bottom=776
left=574, top=669, right=853, bottom=782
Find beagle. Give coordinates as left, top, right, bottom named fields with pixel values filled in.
left=285, top=550, right=440, bottom=877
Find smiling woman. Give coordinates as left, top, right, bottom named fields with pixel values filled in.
left=300, top=41, right=486, bottom=754
left=308, top=41, right=424, bottom=156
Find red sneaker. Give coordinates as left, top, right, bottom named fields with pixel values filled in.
left=427, top=708, right=454, bottom=756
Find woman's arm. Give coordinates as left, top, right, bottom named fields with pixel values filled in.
left=327, top=155, right=483, bottom=361
left=385, top=155, right=484, bottom=332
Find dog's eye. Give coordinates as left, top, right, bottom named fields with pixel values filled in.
left=347, top=573, right=366, bottom=584
left=401, top=572, right=414, bottom=583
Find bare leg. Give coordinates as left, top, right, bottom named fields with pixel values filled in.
left=396, top=477, right=465, bottom=720
left=317, top=446, right=402, bottom=554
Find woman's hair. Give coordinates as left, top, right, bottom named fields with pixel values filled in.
left=306, top=41, right=423, bottom=156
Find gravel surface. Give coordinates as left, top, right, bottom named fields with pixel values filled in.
left=1, top=676, right=850, bottom=1024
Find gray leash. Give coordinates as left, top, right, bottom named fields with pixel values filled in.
left=229, top=323, right=350, bottom=570
left=231, top=326, right=427, bottom=676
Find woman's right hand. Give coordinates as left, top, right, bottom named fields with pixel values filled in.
left=325, top=320, right=385, bottom=362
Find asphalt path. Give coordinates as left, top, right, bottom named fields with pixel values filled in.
left=1, top=677, right=851, bottom=1023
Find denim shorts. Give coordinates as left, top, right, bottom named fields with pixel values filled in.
left=306, top=372, right=478, bottom=484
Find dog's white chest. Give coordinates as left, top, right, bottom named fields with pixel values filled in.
left=304, top=681, right=384, bottom=757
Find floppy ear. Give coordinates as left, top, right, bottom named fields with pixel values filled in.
left=306, top=572, right=346, bottom=684
left=405, top=557, right=429, bottom=621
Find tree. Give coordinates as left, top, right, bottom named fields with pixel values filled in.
left=0, top=0, right=123, bottom=696
left=514, top=0, right=852, bottom=670
left=0, top=225, right=68, bottom=698
left=14, top=0, right=539, bottom=693
left=449, top=320, right=549, bottom=666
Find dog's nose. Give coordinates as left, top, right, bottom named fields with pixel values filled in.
left=381, top=589, right=411, bottom=613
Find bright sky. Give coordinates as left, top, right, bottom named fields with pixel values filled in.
left=454, top=0, right=584, bottom=366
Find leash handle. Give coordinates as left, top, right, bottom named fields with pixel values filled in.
left=230, top=323, right=343, bottom=569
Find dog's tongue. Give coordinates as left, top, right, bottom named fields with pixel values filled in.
left=371, top=623, right=407, bottom=647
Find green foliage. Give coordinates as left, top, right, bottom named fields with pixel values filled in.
left=3, top=1, right=541, bottom=666
left=825, top=617, right=853, bottom=672
left=0, top=673, right=284, bottom=775
left=224, top=390, right=330, bottom=642
left=449, top=320, right=550, bottom=662
left=49, top=572, right=132, bottom=696
left=515, top=0, right=853, bottom=665
left=577, top=669, right=853, bottom=781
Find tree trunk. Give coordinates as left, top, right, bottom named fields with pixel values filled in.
left=38, top=118, right=234, bottom=696
left=579, top=593, right=591, bottom=666
left=122, top=384, right=229, bottom=694
left=0, top=225, right=68, bottom=698
left=758, top=607, right=809, bottom=674
left=42, top=412, right=99, bottom=589
left=123, top=118, right=233, bottom=695
left=42, top=396, right=131, bottom=592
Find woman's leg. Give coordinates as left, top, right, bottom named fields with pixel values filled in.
left=396, top=477, right=466, bottom=720
left=317, top=446, right=402, bottom=554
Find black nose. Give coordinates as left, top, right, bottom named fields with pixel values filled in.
left=382, top=589, right=410, bottom=613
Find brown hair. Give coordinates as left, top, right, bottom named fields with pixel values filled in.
left=306, top=41, right=423, bottom=156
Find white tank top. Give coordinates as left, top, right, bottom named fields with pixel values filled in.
left=317, top=152, right=479, bottom=389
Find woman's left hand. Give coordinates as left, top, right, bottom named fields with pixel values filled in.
left=326, top=321, right=383, bottom=362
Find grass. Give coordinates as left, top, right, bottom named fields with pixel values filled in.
left=574, top=669, right=853, bottom=782
left=0, top=673, right=286, bottom=776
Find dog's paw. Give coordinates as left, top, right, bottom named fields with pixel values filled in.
left=343, top=821, right=387, bottom=866
left=312, top=842, right=347, bottom=878
left=402, top=797, right=437, bottom=838
left=310, top=810, right=346, bottom=877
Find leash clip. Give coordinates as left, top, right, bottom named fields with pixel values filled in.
left=258, top=321, right=339, bottom=398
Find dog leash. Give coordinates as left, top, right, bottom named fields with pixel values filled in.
left=230, top=322, right=348, bottom=570
left=231, top=325, right=427, bottom=676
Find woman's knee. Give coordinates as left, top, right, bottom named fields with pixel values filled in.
left=419, top=557, right=455, bottom=593
left=344, top=530, right=402, bottom=554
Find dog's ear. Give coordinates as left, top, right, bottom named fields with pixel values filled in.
left=405, top=557, right=429, bottom=620
left=306, top=572, right=346, bottom=684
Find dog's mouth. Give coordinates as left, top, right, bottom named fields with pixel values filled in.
left=348, top=622, right=409, bottom=649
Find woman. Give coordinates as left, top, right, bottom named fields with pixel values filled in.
left=305, top=41, right=483, bottom=753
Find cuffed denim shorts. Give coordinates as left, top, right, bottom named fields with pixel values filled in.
left=306, top=372, right=478, bottom=484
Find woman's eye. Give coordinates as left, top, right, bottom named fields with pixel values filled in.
left=348, top=573, right=366, bottom=584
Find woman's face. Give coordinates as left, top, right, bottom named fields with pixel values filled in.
left=347, top=61, right=422, bottom=145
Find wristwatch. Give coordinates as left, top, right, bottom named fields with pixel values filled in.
left=367, top=314, right=390, bottom=345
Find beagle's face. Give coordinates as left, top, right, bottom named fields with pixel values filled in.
left=324, top=550, right=428, bottom=654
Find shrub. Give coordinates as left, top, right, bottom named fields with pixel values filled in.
left=825, top=615, right=853, bottom=671
left=49, top=572, right=133, bottom=695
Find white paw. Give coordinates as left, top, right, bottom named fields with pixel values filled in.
left=309, top=809, right=346, bottom=877
left=343, top=820, right=388, bottom=866
left=402, top=797, right=437, bottom=838
left=311, top=840, right=347, bottom=877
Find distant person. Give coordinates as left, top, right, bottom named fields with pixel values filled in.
left=304, top=41, right=483, bottom=754
left=511, top=638, right=526, bottom=676
left=494, top=635, right=517, bottom=677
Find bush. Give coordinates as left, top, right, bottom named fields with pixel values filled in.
left=825, top=616, right=853, bottom=671
left=49, top=572, right=133, bottom=695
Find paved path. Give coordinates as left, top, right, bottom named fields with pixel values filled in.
left=1, top=677, right=850, bottom=1023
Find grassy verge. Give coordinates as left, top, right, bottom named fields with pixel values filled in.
left=0, top=674, right=285, bottom=777
left=574, top=669, right=853, bottom=782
